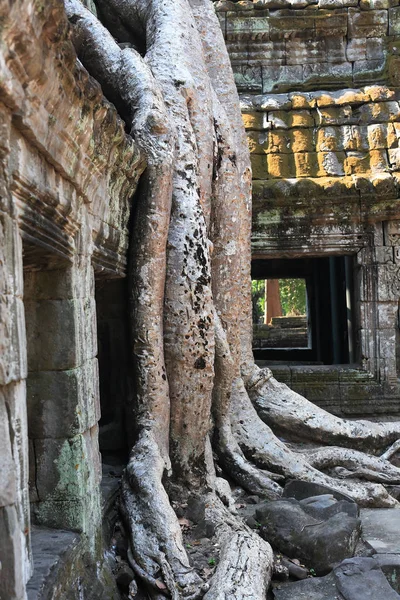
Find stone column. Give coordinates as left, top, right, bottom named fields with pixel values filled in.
left=24, top=257, right=102, bottom=540
left=0, top=210, right=31, bottom=600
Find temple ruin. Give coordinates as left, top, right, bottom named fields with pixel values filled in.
left=1, top=0, right=400, bottom=597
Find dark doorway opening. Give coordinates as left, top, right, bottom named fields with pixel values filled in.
left=95, top=278, right=133, bottom=465
left=252, top=255, right=356, bottom=365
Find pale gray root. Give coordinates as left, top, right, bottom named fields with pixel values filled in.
left=304, top=446, right=400, bottom=484
left=231, top=378, right=398, bottom=507
left=381, top=439, right=400, bottom=461
left=121, top=431, right=207, bottom=599
left=202, top=494, right=273, bottom=600
left=249, top=368, right=400, bottom=453
left=213, top=310, right=284, bottom=498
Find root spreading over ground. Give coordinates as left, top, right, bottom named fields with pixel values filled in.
left=66, top=0, right=400, bottom=597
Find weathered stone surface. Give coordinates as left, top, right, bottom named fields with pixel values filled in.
left=335, top=557, right=400, bottom=600
left=0, top=505, right=26, bottom=600
left=256, top=498, right=361, bottom=574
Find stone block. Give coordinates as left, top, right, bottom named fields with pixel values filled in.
left=318, top=151, right=346, bottom=176
left=316, top=105, right=355, bottom=127
left=242, top=111, right=269, bottom=130
left=267, top=130, right=292, bottom=153
left=379, top=328, right=396, bottom=358
left=0, top=295, right=27, bottom=386
left=233, top=65, right=263, bottom=92
left=269, top=11, right=316, bottom=40
left=286, top=39, right=326, bottom=65
left=25, top=296, right=97, bottom=372
left=262, top=65, right=303, bottom=93
left=0, top=505, right=25, bottom=600
left=353, top=59, right=386, bottom=84
left=389, top=6, right=400, bottom=34
left=326, top=36, right=347, bottom=62
left=251, top=154, right=269, bottom=179
left=27, top=359, right=100, bottom=439
left=389, top=147, right=400, bottom=168
left=348, top=8, right=388, bottom=38
left=294, top=152, right=318, bottom=177
left=366, top=37, right=386, bottom=60
left=226, top=15, right=269, bottom=40
left=303, top=62, right=353, bottom=87
left=344, top=151, right=370, bottom=175
left=0, top=389, right=17, bottom=507
left=291, top=128, right=314, bottom=152
left=23, top=263, right=94, bottom=302
left=33, top=428, right=100, bottom=506
left=317, top=126, right=340, bottom=151
left=368, top=123, right=391, bottom=148
left=267, top=152, right=295, bottom=177
left=347, top=37, right=368, bottom=60
left=315, top=10, right=349, bottom=34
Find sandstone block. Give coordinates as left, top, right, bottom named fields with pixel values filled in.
left=346, top=37, right=368, bottom=60
left=242, top=111, right=269, bottom=130
left=388, top=147, right=400, bottom=168
left=0, top=295, right=27, bottom=386
left=267, top=152, right=295, bottom=177
left=294, top=152, right=318, bottom=177
left=318, top=151, right=346, bottom=176
left=348, top=8, right=388, bottom=38
left=315, top=10, right=348, bottom=34
left=353, top=59, right=386, bottom=84
left=25, top=296, right=97, bottom=372
left=286, top=39, right=326, bottom=65
left=262, top=65, right=303, bottom=93
left=0, top=390, right=17, bottom=507
left=251, top=154, right=269, bottom=179
left=233, top=65, right=262, bottom=92
left=378, top=302, right=398, bottom=329
left=368, top=123, right=391, bottom=148
left=252, top=92, right=291, bottom=111
left=268, top=130, right=292, bottom=153
left=389, top=6, right=400, bottom=34
left=0, top=505, right=25, bottom=600
left=317, top=126, right=341, bottom=151
left=291, top=128, right=314, bottom=152
left=226, top=15, right=269, bottom=40
left=27, top=359, right=100, bottom=439
left=303, top=62, right=352, bottom=86
left=344, top=151, right=371, bottom=174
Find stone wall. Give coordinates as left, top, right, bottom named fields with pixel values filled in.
left=217, top=0, right=400, bottom=416
left=0, top=1, right=143, bottom=598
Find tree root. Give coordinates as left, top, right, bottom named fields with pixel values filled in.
left=121, top=431, right=207, bottom=599
left=201, top=494, right=273, bottom=600
left=250, top=369, right=400, bottom=453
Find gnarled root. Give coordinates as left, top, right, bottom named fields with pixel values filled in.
left=250, top=369, right=400, bottom=453
left=231, top=377, right=398, bottom=507
left=201, top=494, right=273, bottom=600
left=121, top=431, right=207, bottom=599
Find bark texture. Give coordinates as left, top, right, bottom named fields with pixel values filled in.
left=65, top=0, right=400, bottom=597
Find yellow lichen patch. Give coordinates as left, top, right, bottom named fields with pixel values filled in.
left=344, top=152, right=370, bottom=175
left=367, top=123, right=388, bottom=149
left=251, top=154, right=268, bottom=179
left=267, top=153, right=294, bottom=178
left=369, top=149, right=389, bottom=173
left=291, top=128, right=314, bottom=153
left=317, top=127, right=339, bottom=152
left=294, top=152, right=318, bottom=178
left=268, top=130, right=291, bottom=154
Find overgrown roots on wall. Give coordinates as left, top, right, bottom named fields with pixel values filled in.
left=66, top=0, right=400, bottom=597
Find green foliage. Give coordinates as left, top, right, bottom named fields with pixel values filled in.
left=279, top=279, right=307, bottom=317
left=252, top=278, right=307, bottom=323
left=252, top=280, right=265, bottom=324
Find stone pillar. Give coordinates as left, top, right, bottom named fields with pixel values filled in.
left=0, top=211, right=31, bottom=600
left=24, top=257, right=102, bottom=538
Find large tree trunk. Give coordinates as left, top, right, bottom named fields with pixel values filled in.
left=65, top=0, right=400, bottom=597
